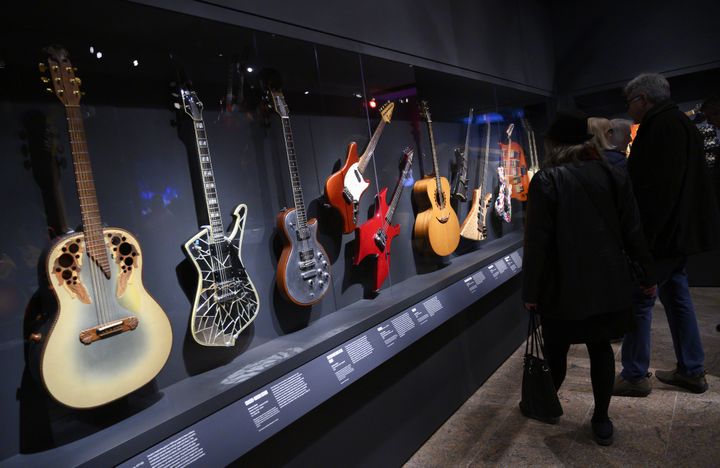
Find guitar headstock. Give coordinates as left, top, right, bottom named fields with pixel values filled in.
left=179, top=87, right=204, bottom=121
left=41, top=46, right=82, bottom=107
left=269, top=90, right=290, bottom=118
left=506, top=123, right=515, bottom=139
left=379, top=101, right=394, bottom=123
left=401, top=147, right=414, bottom=169
left=419, top=100, right=432, bottom=123
left=520, top=117, right=533, bottom=133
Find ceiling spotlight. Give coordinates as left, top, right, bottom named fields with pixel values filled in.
left=89, top=46, right=94, bottom=54
left=96, top=51, right=103, bottom=59
left=354, top=93, right=362, bottom=98
left=246, top=67, right=253, bottom=73
left=132, top=59, right=139, bottom=67
left=369, top=99, right=377, bottom=109
left=304, top=91, right=310, bottom=95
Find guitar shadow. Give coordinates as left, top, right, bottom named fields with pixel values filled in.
left=340, top=237, right=380, bottom=300
left=268, top=229, right=312, bottom=334
left=175, top=258, right=251, bottom=376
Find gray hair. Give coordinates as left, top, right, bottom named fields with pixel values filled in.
left=624, top=73, right=671, bottom=103
left=609, top=118, right=633, bottom=150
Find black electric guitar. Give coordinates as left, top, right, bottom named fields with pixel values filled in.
left=177, top=80, right=260, bottom=346
left=267, top=87, right=331, bottom=306
left=451, top=108, right=473, bottom=201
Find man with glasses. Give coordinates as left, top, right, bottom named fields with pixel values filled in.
left=614, top=73, right=720, bottom=397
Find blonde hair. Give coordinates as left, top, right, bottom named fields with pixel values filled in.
left=587, top=117, right=614, bottom=152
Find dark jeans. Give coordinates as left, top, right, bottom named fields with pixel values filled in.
left=620, top=257, right=705, bottom=380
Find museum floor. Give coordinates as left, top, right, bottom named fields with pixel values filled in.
left=405, top=288, right=720, bottom=467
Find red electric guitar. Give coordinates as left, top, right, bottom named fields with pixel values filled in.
left=354, top=148, right=414, bottom=291
left=498, top=122, right=530, bottom=201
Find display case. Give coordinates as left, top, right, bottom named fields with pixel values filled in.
left=0, top=1, right=549, bottom=465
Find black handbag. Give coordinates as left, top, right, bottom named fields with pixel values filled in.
left=519, top=313, right=563, bottom=423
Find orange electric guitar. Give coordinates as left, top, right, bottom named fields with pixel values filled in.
left=498, top=121, right=530, bottom=202
left=413, top=101, right=460, bottom=256
left=325, top=102, right=394, bottom=233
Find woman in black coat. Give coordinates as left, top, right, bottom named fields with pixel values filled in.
left=521, top=110, right=655, bottom=445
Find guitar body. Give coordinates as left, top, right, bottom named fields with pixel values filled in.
left=494, top=166, right=513, bottom=223
left=460, top=190, right=493, bottom=241
left=184, top=204, right=259, bottom=346
left=38, top=228, right=172, bottom=409
left=354, top=188, right=400, bottom=291
left=499, top=141, right=530, bottom=202
left=324, top=142, right=370, bottom=233
left=276, top=208, right=331, bottom=306
left=413, top=176, right=460, bottom=256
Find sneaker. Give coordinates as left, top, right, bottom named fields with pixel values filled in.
left=518, top=402, right=560, bottom=425
left=612, top=373, right=652, bottom=397
left=655, top=368, right=708, bottom=394
left=591, top=419, right=614, bottom=446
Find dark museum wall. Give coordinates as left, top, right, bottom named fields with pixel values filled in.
left=133, top=0, right=556, bottom=95
left=551, top=0, right=720, bottom=95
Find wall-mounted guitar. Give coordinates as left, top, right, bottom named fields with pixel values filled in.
left=413, top=101, right=460, bottom=256
left=266, top=84, right=331, bottom=306
left=355, top=148, right=414, bottom=291
left=460, top=118, right=493, bottom=240
left=494, top=124, right=513, bottom=223
left=31, top=47, right=172, bottom=408
left=498, top=121, right=530, bottom=201
left=175, top=75, right=260, bottom=347
left=451, top=108, right=473, bottom=202
left=521, top=117, right=541, bottom=181
left=325, top=101, right=394, bottom=233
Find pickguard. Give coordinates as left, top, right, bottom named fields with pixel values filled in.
left=185, top=205, right=259, bottom=346
left=343, top=163, right=369, bottom=202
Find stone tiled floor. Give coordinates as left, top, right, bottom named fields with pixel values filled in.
left=405, top=288, right=720, bottom=467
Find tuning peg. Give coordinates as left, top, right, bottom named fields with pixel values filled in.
left=51, top=65, right=58, bottom=71
left=65, top=66, right=72, bottom=72
left=45, top=87, right=53, bottom=93
left=57, top=90, right=64, bottom=95
left=171, top=92, right=179, bottom=98
left=75, top=77, right=82, bottom=85
left=173, top=102, right=181, bottom=109
left=38, top=63, right=47, bottom=72
left=41, top=76, right=50, bottom=83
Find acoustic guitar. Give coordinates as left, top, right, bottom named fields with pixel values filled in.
left=31, top=47, right=172, bottom=409
left=413, top=101, right=460, bottom=256
left=325, top=102, right=394, bottom=233
left=460, top=118, right=493, bottom=240
left=354, top=148, right=414, bottom=291
left=175, top=76, right=260, bottom=347
left=267, top=85, right=331, bottom=306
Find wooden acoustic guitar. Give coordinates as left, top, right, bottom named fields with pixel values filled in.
left=460, top=118, right=493, bottom=241
left=267, top=85, right=331, bottom=306
left=325, top=101, right=394, bottom=233
left=354, top=148, right=414, bottom=291
left=413, top=101, right=460, bottom=256
left=31, top=47, right=172, bottom=409
left=498, top=121, right=530, bottom=201
left=175, top=76, right=260, bottom=347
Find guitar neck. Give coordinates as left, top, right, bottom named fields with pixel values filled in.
left=426, top=118, right=445, bottom=207
left=280, top=116, right=308, bottom=229
left=385, top=156, right=413, bottom=227
left=358, top=119, right=387, bottom=174
left=460, top=108, right=473, bottom=176
left=479, top=121, right=491, bottom=197
left=192, top=118, right=225, bottom=241
left=65, top=106, right=110, bottom=276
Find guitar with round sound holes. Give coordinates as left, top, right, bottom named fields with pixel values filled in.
left=30, top=47, right=172, bottom=409
left=413, top=101, right=461, bottom=256
left=325, top=101, right=394, bottom=233
left=460, top=118, right=493, bottom=240
left=267, top=87, right=331, bottom=306
left=354, top=148, right=414, bottom=291
left=175, top=77, right=260, bottom=347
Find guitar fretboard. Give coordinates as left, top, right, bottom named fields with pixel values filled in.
left=358, top=119, right=387, bottom=174
left=425, top=117, right=445, bottom=209
left=384, top=153, right=413, bottom=229
left=479, top=121, right=491, bottom=198
left=65, top=106, right=111, bottom=277
left=280, top=116, right=308, bottom=230
left=193, top=119, right=225, bottom=242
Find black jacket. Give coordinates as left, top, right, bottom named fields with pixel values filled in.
left=627, top=100, right=720, bottom=259
left=604, top=149, right=627, bottom=170
left=522, top=160, right=653, bottom=320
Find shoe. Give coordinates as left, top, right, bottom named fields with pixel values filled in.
left=655, top=368, right=708, bottom=394
left=613, top=373, right=652, bottom=397
left=591, top=419, right=614, bottom=446
left=518, top=402, right=560, bottom=425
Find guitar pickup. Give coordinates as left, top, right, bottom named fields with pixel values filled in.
left=299, top=249, right=315, bottom=262
left=301, top=269, right=318, bottom=280
left=79, top=316, right=138, bottom=345
left=299, top=259, right=317, bottom=270
left=342, top=187, right=355, bottom=204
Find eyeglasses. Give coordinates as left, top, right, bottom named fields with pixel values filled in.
left=626, top=95, right=642, bottom=106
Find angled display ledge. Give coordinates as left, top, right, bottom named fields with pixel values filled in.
left=3, top=232, right=523, bottom=467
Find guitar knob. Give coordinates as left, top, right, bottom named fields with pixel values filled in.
left=29, top=333, right=42, bottom=343
left=318, top=280, right=324, bottom=287
left=323, top=272, right=329, bottom=279
left=317, top=269, right=322, bottom=275
left=308, top=280, right=314, bottom=288
left=321, top=260, right=327, bottom=267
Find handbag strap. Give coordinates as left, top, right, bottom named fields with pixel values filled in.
left=525, top=312, right=546, bottom=359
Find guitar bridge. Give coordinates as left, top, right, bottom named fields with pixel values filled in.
left=374, top=230, right=387, bottom=251
left=79, top=316, right=138, bottom=345
left=342, top=187, right=355, bottom=204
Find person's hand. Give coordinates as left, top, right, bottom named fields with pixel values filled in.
left=641, top=284, right=657, bottom=297
left=524, top=302, right=538, bottom=312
